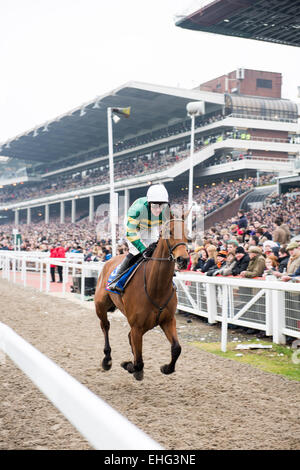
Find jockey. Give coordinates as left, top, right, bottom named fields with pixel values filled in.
left=109, top=184, right=169, bottom=292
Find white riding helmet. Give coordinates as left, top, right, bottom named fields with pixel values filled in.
left=147, top=184, right=169, bottom=203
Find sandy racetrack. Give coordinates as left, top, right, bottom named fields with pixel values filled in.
left=0, top=279, right=300, bottom=450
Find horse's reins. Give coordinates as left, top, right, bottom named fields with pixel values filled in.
left=142, top=218, right=188, bottom=325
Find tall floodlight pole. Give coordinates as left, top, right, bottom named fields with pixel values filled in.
left=186, top=101, right=205, bottom=236
left=107, top=107, right=116, bottom=257
left=107, top=106, right=131, bottom=257
left=188, top=112, right=195, bottom=236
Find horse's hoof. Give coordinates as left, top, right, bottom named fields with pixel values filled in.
left=133, top=370, right=144, bottom=381
left=121, top=361, right=134, bottom=373
left=102, top=358, right=112, bottom=371
left=160, top=364, right=174, bottom=375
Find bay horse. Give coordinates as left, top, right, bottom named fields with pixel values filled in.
left=94, top=215, right=190, bottom=381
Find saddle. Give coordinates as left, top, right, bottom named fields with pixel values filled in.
left=105, top=243, right=157, bottom=295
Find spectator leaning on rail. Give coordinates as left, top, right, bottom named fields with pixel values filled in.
left=239, top=246, right=265, bottom=279
left=209, top=252, right=237, bottom=277
left=277, top=246, right=290, bottom=273
left=206, top=250, right=228, bottom=276
left=231, top=246, right=250, bottom=276
left=201, top=244, right=218, bottom=273
left=272, top=242, right=300, bottom=281
left=109, top=184, right=170, bottom=292
left=194, top=247, right=208, bottom=271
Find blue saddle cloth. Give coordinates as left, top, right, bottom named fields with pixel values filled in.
left=105, top=262, right=139, bottom=295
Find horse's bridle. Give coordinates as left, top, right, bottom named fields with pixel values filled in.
left=142, top=218, right=188, bottom=262
left=142, top=218, right=188, bottom=324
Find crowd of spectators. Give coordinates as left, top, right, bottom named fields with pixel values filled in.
left=188, top=189, right=300, bottom=283
left=0, top=163, right=299, bottom=284
left=0, top=220, right=119, bottom=264
left=173, top=174, right=274, bottom=216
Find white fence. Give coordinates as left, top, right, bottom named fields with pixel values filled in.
left=175, top=272, right=300, bottom=350
left=0, top=322, right=162, bottom=450
left=0, top=251, right=104, bottom=302
left=1, top=251, right=300, bottom=350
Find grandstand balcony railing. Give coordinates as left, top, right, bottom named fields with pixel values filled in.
left=206, top=155, right=292, bottom=166
left=201, top=155, right=295, bottom=176
left=227, top=112, right=298, bottom=124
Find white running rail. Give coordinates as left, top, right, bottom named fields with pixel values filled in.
left=0, top=251, right=104, bottom=302
left=175, top=272, right=300, bottom=351
left=0, top=322, right=162, bottom=450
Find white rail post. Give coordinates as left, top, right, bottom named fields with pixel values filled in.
left=22, top=257, right=26, bottom=286
left=46, top=259, right=50, bottom=293
left=81, top=265, right=85, bottom=302
left=221, top=285, right=229, bottom=353
left=206, top=283, right=218, bottom=324
left=6, top=255, right=10, bottom=281
left=62, top=262, right=67, bottom=296
left=3, top=255, right=7, bottom=279
left=272, top=290, right=286, bottom=344
left=1, top=255, right=5, bottom=279
left=40, top=260, right=43, bottom=292
left=265, top=289, right=273, bottom=337
left=13, top=256, right=16, bottom=283
left=4, top=255, right=7, bottom=280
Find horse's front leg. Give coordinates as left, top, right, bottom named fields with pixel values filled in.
left=95, top=300, right=112, bottom=371
left=160, top=317, right=181, bottom=375
left=121, top=327, right=144, bottom=381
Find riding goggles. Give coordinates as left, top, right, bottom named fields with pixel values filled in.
left=150, top=202, right=169, bottom=210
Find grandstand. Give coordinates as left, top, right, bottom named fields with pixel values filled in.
left=175, top=0, right=300, bottom=47
left=0, top=70, right=299, bottom=230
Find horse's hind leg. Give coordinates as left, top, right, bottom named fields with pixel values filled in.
left=121, top=327, right=144, bottom=381
left=160, top=317, right=181, bottom=375
left=95, top=301, right=112, bottom=371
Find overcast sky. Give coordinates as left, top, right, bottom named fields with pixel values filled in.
left=1, top=0, right=300, bottom=142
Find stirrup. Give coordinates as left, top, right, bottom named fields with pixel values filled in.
left=108, top=269, right=127, bottom=291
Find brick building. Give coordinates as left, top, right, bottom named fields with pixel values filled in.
left=199, top=69, right=282, bottom=99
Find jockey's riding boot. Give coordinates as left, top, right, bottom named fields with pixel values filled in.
left=109, top=253, right=134, bottom=292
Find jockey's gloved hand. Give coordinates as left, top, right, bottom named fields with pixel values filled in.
left=143, top=242, right=158, bottom=258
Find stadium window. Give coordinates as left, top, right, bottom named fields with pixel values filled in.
left=256, top=79, right=272, bottom=89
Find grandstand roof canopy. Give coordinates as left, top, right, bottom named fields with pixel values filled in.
left=0, top=82, right=223, bottom=164
left=175, top=0, right=300, bottom=47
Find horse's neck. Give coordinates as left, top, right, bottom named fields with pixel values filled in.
left=147, top=239, right=174, bottom=295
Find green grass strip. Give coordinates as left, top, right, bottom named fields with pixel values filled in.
left=190, top=339, right=300, bottom=382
